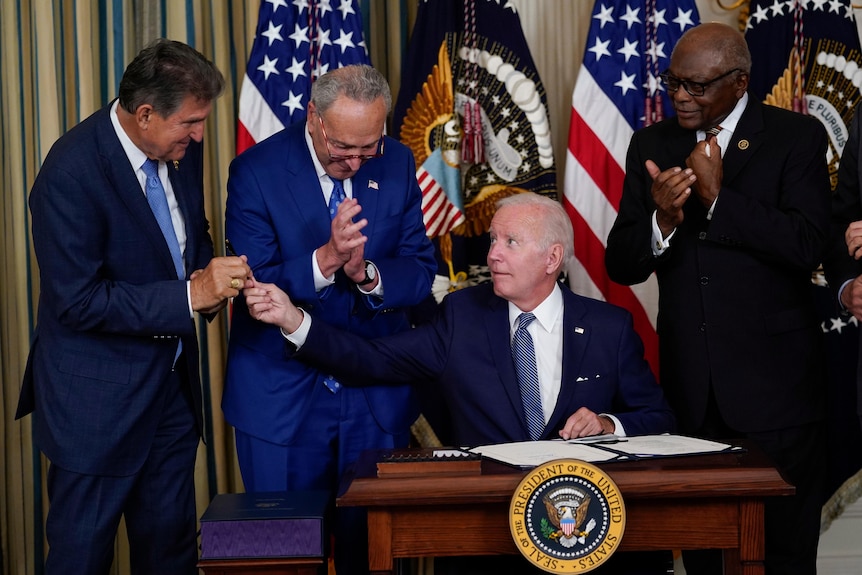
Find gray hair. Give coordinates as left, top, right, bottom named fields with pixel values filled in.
left=496, top=193, right=574, bottom=271
left=118, top=38, right=225, bottom=116
left=310, top=64, right=392, bottom=116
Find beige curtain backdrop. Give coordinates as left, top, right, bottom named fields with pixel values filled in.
left=4, top=1, right=849, bottom=575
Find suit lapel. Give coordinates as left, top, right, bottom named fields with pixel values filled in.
left=722, top=97, right=764, bottom=183
left=95, top=111, right=181, bottom=278
left=485, top=294, right=532, bottom=438
left=281, top=124, right=332, bottom=243
left=351, top=161, right=382, bottom=251
left=548, top=289, right=590, bottom=429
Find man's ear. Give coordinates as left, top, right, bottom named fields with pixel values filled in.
left=135, top=104, right=154, bottom=129
left=546, top=243, right=564, bottom=275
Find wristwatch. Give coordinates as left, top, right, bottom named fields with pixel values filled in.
left=357, top=260, right=377, bottom=286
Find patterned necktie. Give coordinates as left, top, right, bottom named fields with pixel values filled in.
left=322, top=176, right=346, bottom=393
left=142, top=159, right=184, bottom=280
left=512, top=312, right=544, bottom=440
left=328, top=178, right=346, bottom=220
left=706, top=125, right=722, bottom=142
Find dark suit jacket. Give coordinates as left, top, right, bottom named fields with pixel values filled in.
left=606, top=97, right=830, bottom=434
left=293, top=282, right=675, bottom=447
left=222, top=120, right=436, bottom=444
left=822, top=111, right=862, bottom=417
left=16, top=103, right=214, bottom=476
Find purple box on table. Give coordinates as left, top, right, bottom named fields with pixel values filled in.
left=199, top=491, right=328, bottom=559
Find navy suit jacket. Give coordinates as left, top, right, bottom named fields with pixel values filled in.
left=17, top=103, right=214, bottom=476
left=222, top=120, right=436, bottom=443
left=606, top=98, right=829, bottom=434
left=294, top=282, right=675, bottom=447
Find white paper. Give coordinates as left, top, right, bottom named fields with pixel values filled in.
left=468, top=434, right=736, bottom=468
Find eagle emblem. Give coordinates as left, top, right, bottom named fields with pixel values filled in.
left=541, top=486, right=595, bottom=548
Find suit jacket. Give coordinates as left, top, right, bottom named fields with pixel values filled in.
left=822, top=111, right=862, bottom=417
left=16, top=103, right=214, bottom=476
left=294, top=282, right=675, bottom=447
left=605, top=97, right=830, bottom=434
left=222, top=120, right=436, bottom=444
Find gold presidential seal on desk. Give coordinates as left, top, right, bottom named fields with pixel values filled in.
left=509, top=459, right=625, bottom=573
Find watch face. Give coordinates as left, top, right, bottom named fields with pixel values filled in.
left=366, top=262, right=376, bottom=280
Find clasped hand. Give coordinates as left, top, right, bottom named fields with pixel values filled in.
left=317, top=197, right=369, bottom=280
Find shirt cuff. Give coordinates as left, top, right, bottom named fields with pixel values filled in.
left=600, top=413, right=625, bottom=437
left=279, top=308, right=310, bottom=349
left=311, top=248, right=335, bottom=291
left=651, top=210, right=675, bottom=256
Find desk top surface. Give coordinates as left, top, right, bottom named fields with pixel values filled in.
left=337, top=441, right=794, bottom=508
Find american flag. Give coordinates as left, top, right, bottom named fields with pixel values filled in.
left=237, top=0, right=371, bottom=154
left=394, top=0, right=556, bottom=292
left=563, top=0, right=699, bottom=378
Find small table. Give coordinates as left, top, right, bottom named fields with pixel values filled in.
left=337, top=443, right=793, bottom=575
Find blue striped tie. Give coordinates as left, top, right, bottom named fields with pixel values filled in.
left=513, top=312, right=544, bottom=440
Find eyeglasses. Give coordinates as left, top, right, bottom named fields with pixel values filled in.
left=317, top=115, right=384, bottom=162
left=659, top=68, right=742, bottom=97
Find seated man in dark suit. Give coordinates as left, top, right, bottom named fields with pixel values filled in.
left=242, top=192, right=675, bottom=574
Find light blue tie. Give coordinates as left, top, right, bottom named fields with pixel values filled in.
left=322, top=177, right=346, bottom=393
left=328, top=177, right=346, bottom=220
left=142, top=158, right=183, bottom=366
left=513, top=312, right=544, bottom=440
left=142, top=159, right=184, bottom=280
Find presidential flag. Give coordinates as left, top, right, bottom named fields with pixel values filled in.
left=563, top=0, right=699, bottom=377
left=237, top=0, right=370, bottom=154
left=745, top=0, right=862, bottom=517
left=394, top=0, right=556, bottom=294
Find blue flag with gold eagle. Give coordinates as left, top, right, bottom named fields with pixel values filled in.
left=394, top=0, right=556, bottom=295
left=745, top=0, right=862, bottom=514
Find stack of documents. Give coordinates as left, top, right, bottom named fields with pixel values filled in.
left=469, top=434, right=739, bottom=468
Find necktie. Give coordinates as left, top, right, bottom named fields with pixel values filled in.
left=142, top=159, right=184, bottom=280
left=512, top=312, right=544, bottom=440
left=141, top=158, right=184, bottom=366
left=328, top=178, right=346, bottom=220
left=322, top=176, right=346, bottom=393
left=706, top=125, right=722, bottom=142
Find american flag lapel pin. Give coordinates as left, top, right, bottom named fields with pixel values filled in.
left=368, top=179, right=378, bottom=190
left=574, top=326, right=585, bottom=334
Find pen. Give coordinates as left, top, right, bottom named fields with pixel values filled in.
left=225, top=238, right=238, bottom=257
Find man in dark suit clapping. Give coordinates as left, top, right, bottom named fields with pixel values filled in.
left=605, top=22, right=829, bottom=575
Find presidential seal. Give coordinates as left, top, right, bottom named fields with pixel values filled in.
left=509, top=459, right=625, bottom=573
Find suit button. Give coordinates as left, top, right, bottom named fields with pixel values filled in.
left=698, top=232, right=707, bottom=240
left=699, top=323, right=707, bottom=332
left=700, top=276, right=709, bottom=285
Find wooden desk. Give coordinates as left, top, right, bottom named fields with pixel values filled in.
left=337, top=445, right=793, bottom=575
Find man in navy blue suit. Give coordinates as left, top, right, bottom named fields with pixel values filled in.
left=16, top=40, right=251, bottom=574
left=222, top=64, right=436, bottom=574
left=243, top=192, right=675, bottom=574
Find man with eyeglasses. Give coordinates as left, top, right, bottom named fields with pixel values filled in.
left=606, top=22, right=829, bottom=575
left=222, top=64, right=436, bottom=575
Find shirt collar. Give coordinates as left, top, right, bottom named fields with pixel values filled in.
left=110, top=99, right=149, bottom=173
left=508, top=283, right=564, bottom=334
left=697, top=91, right=748, bottom=141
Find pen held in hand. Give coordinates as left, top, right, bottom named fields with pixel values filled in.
left=225, top=238, right=238, bottom=257
left=705, top=142, right=711, bottom=158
